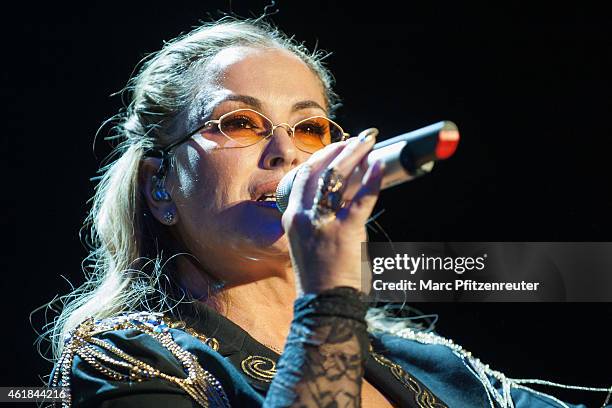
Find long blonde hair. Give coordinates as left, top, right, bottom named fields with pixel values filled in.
left=46, top=17, right=339, bottom=360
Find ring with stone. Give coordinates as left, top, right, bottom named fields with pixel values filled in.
left=310, top=167, right=346, bottom=227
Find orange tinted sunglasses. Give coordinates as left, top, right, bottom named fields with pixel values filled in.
left=161, top=108, right=349, bottom=155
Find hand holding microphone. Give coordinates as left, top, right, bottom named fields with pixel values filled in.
left=276, top=121, right=460, bottom=213
left=279, top=121, right=460, bottom=295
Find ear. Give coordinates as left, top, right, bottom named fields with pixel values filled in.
left=140, top=157, right=178, bottom=225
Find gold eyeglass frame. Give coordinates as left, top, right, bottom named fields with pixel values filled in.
left=161, top=108, right=350, bottom=155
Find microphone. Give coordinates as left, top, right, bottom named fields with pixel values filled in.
left=276, top=121, right=460, bottom=213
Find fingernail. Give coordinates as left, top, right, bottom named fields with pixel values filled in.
left=357, top=128, right=379, bottom=144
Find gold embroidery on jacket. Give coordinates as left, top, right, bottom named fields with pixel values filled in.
left=370, top=348, right=448, bottom=408
left=241, top=355, right=277, bottom=382
left=51, top=312, right=229, bottom=408
left=166, top=318, right=277, bottom=384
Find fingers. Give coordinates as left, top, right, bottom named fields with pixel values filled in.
left=308, top=139, right=351, bottom=177
left=285, top=141, right=348, bottom=214
left=327, top=128, right=378, bottom=180
left=324, top=128, right=379, bottom=203
left=337, top=159, right=385, bottom=222
left=285, top=127, right=379, bottom=217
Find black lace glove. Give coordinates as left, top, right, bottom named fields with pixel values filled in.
left=264, top=287, right=369, bottom=407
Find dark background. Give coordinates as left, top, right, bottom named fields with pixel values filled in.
left=4, top=1, right=611, bottom=406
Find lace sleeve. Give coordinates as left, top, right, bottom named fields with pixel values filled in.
left=264, top=287, right=370, bottom=407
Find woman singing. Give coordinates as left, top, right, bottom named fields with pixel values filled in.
left=48, top=17, right=607, bottom=407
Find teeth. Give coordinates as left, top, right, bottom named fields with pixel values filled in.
left=258, top=194, right=276, bottom=202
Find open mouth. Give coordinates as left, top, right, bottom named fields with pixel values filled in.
left=256, top=192, right=277, bottom=202
left=251, top=178, right=281, bottom=208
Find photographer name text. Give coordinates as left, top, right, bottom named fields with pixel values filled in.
left=372, top=279, right=540, bottom=291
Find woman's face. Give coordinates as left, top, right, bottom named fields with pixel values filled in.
left=164, top=47, right=329, bottom=285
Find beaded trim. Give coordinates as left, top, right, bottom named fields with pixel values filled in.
left=369, top=325, right=611, bottom=408
left=51, top=312, right=230, bottom=408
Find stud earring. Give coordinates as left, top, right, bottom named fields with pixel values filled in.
left=163, top=210, right=175, bottom=225
left=211, top=280, right=226, bottom=292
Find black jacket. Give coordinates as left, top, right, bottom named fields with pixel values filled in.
left=51, top=303, right=600, bottom=407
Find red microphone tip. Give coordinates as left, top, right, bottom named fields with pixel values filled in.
left=436, top=128, right=460, bottom=159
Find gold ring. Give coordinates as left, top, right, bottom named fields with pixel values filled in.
left=310, top=167, right=346, bottom=227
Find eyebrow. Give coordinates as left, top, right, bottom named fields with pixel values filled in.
left=220, top=94, right=263, bottom=110
left=292, top=100, right=327, bottom=112
left=213, top=94, right=327, bottom=115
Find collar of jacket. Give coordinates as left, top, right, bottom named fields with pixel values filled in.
left=172, top=300, right=280, bottom=393
left=170, top=300, right=449, bottom=407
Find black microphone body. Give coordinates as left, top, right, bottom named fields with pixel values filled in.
left=276, top=121, right=460, bottom=213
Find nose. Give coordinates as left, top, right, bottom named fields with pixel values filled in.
left=260, top=125, right=299, bottom=171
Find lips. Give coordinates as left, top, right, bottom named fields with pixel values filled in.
left=251, top=179, right=281, bottom=203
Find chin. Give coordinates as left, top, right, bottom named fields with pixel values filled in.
left=210, top=199, right=290, bottom=264
left=220, top=199, right=284, bottom=242
left=243, top=229, right=290, bottom=260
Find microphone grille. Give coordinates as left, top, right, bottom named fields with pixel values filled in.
left=275, top=166, right=301, bottom=213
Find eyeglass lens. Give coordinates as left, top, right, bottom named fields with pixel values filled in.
left=208, top=109, right=343, bottom=153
